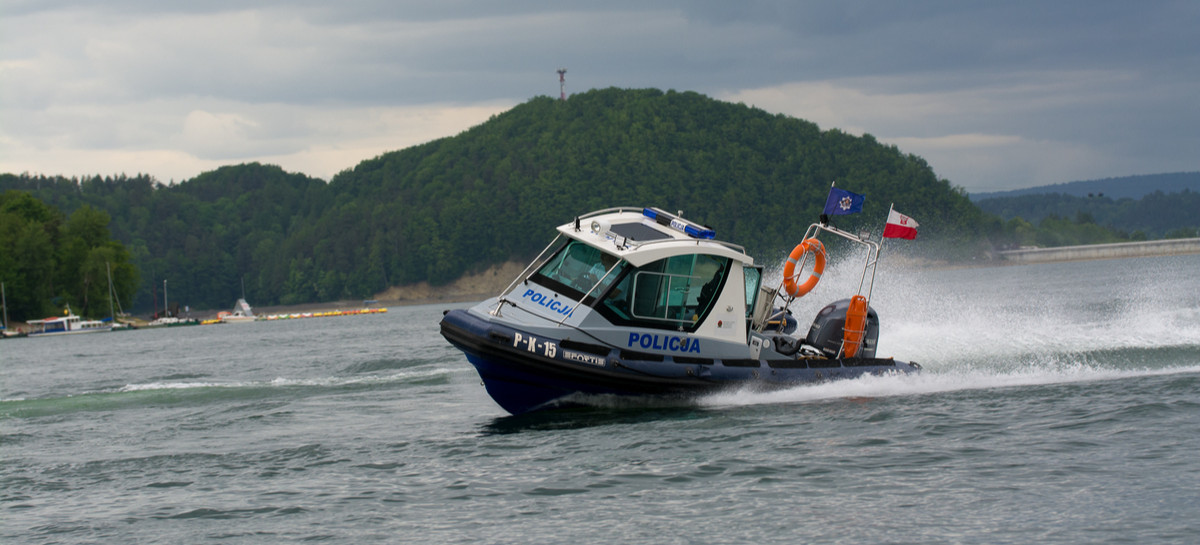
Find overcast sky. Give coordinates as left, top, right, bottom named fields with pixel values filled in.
left=2, top=1, right=1197, bottom=192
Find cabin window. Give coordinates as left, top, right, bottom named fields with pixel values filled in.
left=530, top=240, right=624, bottom=300
left=598, top=253, right=730, bottom=331
left=744, top=266, right=762, bottom=317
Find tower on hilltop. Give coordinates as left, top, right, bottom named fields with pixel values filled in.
left=557, top=68, right=567, bottom=101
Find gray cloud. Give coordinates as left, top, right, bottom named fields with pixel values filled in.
left=1, top=0, right=1196, bottom=190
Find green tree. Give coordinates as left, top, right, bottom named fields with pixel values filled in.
left=0, top=192, right=137, bottom=320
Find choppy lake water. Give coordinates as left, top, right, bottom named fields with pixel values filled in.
left=4, top=254, right=1199, bottom=544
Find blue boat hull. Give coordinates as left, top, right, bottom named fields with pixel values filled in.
left=440, top=309, right=919, bottom=415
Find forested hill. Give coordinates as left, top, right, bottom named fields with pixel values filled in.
left=2, top=88, right=990, bottom=314
left=321, top=89, right=987, bottom=279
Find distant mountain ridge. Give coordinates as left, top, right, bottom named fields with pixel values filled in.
left=970, top=172, right=1200, bottom=201
left=973, top=171, right=1200, bottom=239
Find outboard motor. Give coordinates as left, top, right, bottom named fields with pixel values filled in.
left=805, top=298, right=880, bottom=358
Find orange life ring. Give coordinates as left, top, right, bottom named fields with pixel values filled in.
left=782, top=238, right=826, bottom=298
left=842, top=295, right=868, bottom=358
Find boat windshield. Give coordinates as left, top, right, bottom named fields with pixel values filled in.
left=530, top=240, right=625, bottom=300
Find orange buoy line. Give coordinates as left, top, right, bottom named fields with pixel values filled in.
left=200, top=307, right=388, bottom=324
left=263, top=308, right=388, bottom=321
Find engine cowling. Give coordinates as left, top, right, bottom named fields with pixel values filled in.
left=804, top=298, right=880, bottom=358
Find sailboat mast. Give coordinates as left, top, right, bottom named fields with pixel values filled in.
left=107, top=262, right=116, bottom=321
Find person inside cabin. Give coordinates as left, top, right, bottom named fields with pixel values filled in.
left=545, top=242, right=590, bottom=289
left=697, top=261, right=725, bottom=311
left=543, top=241, right=624, bottom=295
left=583, top=251, right=621, bottom=292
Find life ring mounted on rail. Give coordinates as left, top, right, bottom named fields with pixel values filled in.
left=782, top=238, right=826, bottom=298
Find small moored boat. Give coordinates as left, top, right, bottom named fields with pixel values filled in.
left=27, top=307, right=113, bottom=336
left=440, top=206, right=919, bottom=415
left=220, top=298, right=257, bottom=323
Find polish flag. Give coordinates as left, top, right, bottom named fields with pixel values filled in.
left=883, top=209, right=919, bottom=240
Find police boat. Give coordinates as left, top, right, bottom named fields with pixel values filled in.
left=439, top=206, right=920, bottom=415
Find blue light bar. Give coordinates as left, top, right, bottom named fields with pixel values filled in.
left=642, top=207, right=716, bottom=239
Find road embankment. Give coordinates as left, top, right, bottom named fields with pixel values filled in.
left=998, top=237, right=1200, bottom=264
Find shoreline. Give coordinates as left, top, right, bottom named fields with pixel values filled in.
left=6, top=242, right=1197, bottom=332
left=168, top=261, right=526, bottom=323
left=203, top=240, right=1200, bottom=317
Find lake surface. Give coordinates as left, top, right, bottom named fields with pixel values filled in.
left=4, top=254, right=1199, bottom=544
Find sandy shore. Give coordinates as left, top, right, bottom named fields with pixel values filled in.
left=182, top=261, right=527, bottom=321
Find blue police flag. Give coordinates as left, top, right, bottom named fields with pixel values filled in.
left=823, top=187, right=865, bottom=215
